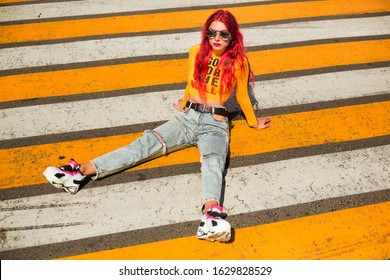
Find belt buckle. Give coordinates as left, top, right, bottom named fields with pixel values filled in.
left=194, top=103, right=204, bottom=112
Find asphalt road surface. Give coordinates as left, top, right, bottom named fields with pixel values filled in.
left=0, top=0, right=389, bottom=260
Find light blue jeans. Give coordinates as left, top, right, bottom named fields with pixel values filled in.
left=91, top=108, right=230, bottom=205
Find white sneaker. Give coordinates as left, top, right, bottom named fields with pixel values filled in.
left=196, top=204, right=231, bottom=242
left=43, top=159, right=85, bottom=194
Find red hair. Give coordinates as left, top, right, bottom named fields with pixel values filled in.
left=193, top=10, right=254, bottom=100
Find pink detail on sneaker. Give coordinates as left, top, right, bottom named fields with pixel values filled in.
left=211, top=205, right=223, bottom=213
left=61, top=170, right=74, bottom=176
left=69, top=159, right=78, bottom=169
left=205, top=213, right=214, bottom=220
left=206, top=204, right=223, bottom=220
left=61, top=169, right=82, bottom=176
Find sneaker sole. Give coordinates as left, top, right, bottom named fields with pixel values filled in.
left=197, top=231, right=231, bottom=243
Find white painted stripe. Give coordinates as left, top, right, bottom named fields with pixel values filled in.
left=1, top=16, right=389, bottom=70
left=257, top=67, right=390, bottom=109
left=1, top=67, right=389, bottom=140
left=1, top=145, right=388, bottom=250
left=0, top=0, right=267, bottom=22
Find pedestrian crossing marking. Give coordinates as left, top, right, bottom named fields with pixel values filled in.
left=0, top=0, right=389, bottom=260
left=1, top=0, right=389, bottom=45
left=1, top=39, right=389, bottom=103
left=60, top=201, right=390, bottom=260
left=1, top=101, right=388, bottom=190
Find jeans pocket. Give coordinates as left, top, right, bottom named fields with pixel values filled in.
left=212, top=113, right=228, bottom=123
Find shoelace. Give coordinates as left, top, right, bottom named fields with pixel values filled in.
left=207, top=210, right=227, bottom=220
left=60, top=163, right=80, bottom=175
left=60, top=164, right=75, bottom=172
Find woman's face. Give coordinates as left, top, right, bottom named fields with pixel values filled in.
left=207, top=20, right=232, bottom=55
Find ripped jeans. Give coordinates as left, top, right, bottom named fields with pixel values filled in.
left=91, top=108, right=230, bottom=205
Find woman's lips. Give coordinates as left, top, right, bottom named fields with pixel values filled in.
left=213, top=43, right=222, bottom=47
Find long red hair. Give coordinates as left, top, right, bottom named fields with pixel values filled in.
left=193, top=10, right=253, bottom=99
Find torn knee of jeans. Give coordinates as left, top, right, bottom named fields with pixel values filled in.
left=149, top=130, right=167, bottom=155
left=201, top=154, right=210, bottom=162
left=200, top=153, right=222, bottom=163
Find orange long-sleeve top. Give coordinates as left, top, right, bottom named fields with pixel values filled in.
left=182, top=45, right=258, bottom=127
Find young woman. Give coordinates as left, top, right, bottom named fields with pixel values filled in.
left=43, top=9, right=271, bottom=243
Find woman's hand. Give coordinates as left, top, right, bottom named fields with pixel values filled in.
left=172, top=99, right=183, bottom=112
left=252, top=117, right=271, bottom=130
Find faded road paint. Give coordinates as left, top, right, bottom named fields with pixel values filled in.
left=1, top=0, right=389, bottom=44
left=60, top=202, right=390, bottom=260
left=1, top=39, right=389, bottom=102
left=1, top=101, right=389, bottom=189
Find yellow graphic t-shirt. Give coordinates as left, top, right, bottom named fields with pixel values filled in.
left=182, top=45, right=257, bottom=127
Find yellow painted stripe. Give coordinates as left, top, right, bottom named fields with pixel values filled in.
left=1, top=0, right=389, bottom=44
left=1, top=39, right=389, bottom=103
left=0, top=101, right=389, bottom=189
left=0, top=0, right=33, bottom=3
left=60, top=201, right=390, bottom=260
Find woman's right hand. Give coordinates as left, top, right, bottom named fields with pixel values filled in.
left=172, top=99, right=184, bottom=112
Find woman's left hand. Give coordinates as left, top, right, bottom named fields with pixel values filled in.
left=252, top=117, right=271, bottom=130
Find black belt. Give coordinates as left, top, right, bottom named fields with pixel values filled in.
left=185, top=100, right=228, bottom=117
